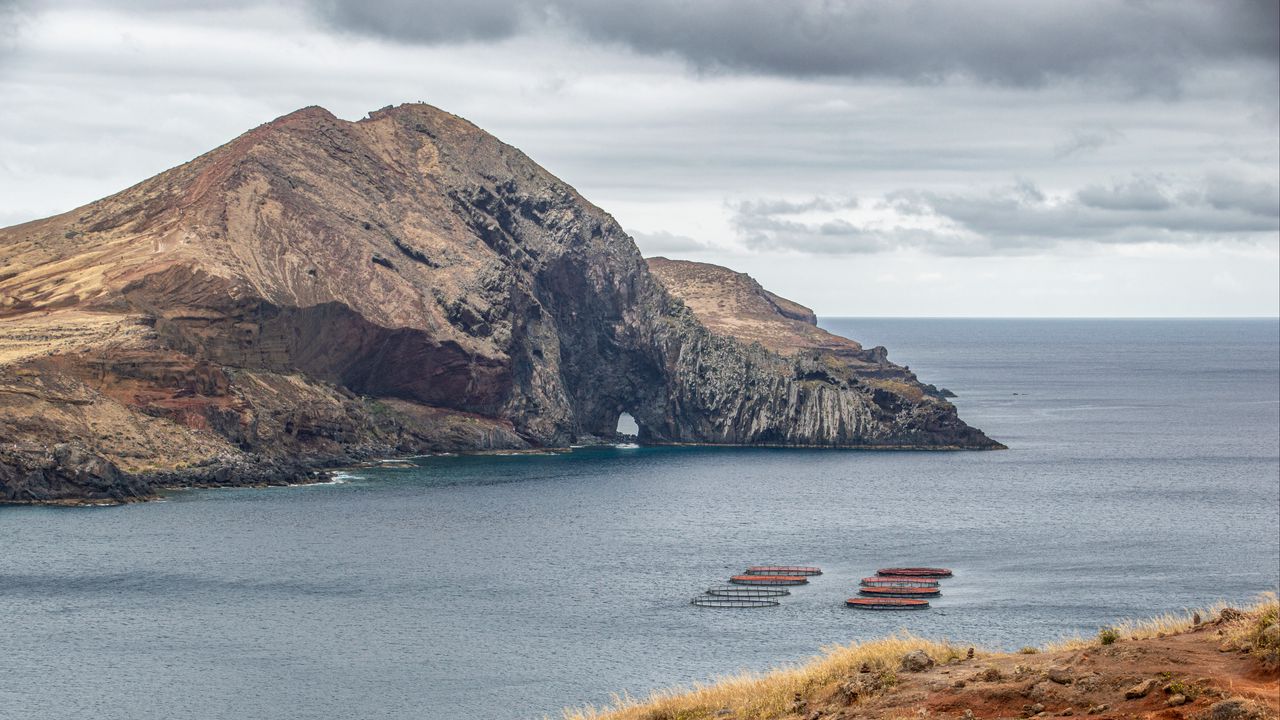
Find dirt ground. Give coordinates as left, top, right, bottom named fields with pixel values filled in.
left=806, top=622, right=1278, bottom=720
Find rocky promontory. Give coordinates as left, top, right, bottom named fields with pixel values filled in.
left=0, top=103, right=999, bottom=503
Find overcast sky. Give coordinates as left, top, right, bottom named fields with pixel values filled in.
left=1, top=0, right=1277, bottom=316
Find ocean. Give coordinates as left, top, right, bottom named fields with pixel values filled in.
left=1, top=319, right=1277, bottom=720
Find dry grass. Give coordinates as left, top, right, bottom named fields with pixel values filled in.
left=1042, top=595, right=1277, bottom=652
left=560, top=634, right=970, bottom=720
left=1220, top=592, right=1280, bottom=669
left=561, top=596, right=1280, bottom=720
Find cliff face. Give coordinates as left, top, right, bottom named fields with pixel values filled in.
left=0, top=103, right=998, bottom=503
left=645, top=257, right=987, bottom=447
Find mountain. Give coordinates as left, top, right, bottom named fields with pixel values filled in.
left=0, top=103, right=999, bottom=504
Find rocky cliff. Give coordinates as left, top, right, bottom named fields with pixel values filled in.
left=0, top=103, right=999, bottom=503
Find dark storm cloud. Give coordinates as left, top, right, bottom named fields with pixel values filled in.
left=734, top=174, right=1280, bottom=256
left=306, top=0, right=1279, bottom=90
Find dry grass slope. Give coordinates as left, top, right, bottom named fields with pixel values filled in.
left=562, top=595, right=1279, bottom=720
left=563, top=634, right=971, bottom=720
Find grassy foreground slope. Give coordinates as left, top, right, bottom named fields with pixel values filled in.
left=564, top=596, right=1279, bottom=720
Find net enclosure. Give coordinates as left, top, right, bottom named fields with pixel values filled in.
left=845, top=597, right=931, bottom=610
left=691, top=597, right=781, bottom=608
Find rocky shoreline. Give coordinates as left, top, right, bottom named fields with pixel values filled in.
left=2, top=431, right=1007, bottom=506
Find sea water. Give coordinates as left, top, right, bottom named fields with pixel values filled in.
left=1, top=319, right=1277, bottom=720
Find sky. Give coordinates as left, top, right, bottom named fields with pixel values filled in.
left=1, top=0, right=1277, bottom=317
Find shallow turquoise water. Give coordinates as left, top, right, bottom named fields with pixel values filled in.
left=1, top=319, right=1277, bottom=720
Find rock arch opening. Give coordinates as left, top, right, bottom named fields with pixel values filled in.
left=615, top=411, right=639, bottom=439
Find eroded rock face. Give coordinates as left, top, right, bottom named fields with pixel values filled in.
left=0, top=103, right=999, bottom=502
left=0, top=444, right=149, bottom=504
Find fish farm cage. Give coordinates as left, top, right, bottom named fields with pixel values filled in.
left=876, top=567, right=953, bottom=578
left=744, top=565, right=823, bottom=576
left=691, top=597, right=781, bottom=608
left=860, top=576, right=940, bottom=588
left=729, top=574, right=809, bottom=586
left=705, top=585, right=791, bottom=598
left=859, top=586, right=941, bottom=598
left=845, top=597, right=931, bottom=610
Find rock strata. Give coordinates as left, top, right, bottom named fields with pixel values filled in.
left=0, top=103, right=999, bottom=503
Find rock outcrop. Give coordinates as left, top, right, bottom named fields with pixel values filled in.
left=0, top=103, right=999, bottom=503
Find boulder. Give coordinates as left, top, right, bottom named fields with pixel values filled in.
left=901, top=650, right=935, bottom=672
left=1125, top=678, right=1158, bottom=699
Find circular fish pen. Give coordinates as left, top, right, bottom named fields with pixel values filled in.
left=859, top=586, right=941, bottom=598
left=845, top=597, right=931, bottom=610
left=730, top=574, right=809, bottom=586
left=744, top=565, right=823, bottom=576
left=876, top=567, right=953, bottom=578
left=705, top=585, right=791, bottom=598
left=691, top=597, right=780, bottom=608
left=860, top=576, right=940, bottom=588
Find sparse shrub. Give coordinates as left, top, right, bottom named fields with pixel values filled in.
left=1098, top=627, right=1120, bottom=645
left=1018, top=647, right=1039, bottom=654
left=1165, top=678, right=1201, bottom=700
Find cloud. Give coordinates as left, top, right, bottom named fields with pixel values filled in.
left=730, top=196, right=948, bottom=254
left=1200, top=175, right=1280, bottom=217
left=0, top=0, right=23, bottom=59
left=898, top=175, right=1280, bottom=248
left=733, top=212, right=896, bottom=254
left=310, top=0, right=521, bottom=43
left=734, top=196, right=858, bottom=216
left=630, top=229, right=713, bottom=254
left=1054, top=126, right=1125, bottom=158
left=1076, top=175, right=1173, bottom=211
left=732, top=174, right=1280, bottom=256
left=303, top=0, right=1279, bottom=92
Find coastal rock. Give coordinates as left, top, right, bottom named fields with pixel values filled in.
left=902, top=650, right=936, bottom=672
left=1125, top=678, right=1158, bottom=699
left=1219, top=608, right=1245, bottom=622
left=0, top=103, right=999, bottom=502
left=0, top=443, right=149, bottom=504
left=1200, top=698, right=1271, bottom=720
left=1260, top=624, right=1280, bottom=647
left=1046, top=668, right=1074, bottom=685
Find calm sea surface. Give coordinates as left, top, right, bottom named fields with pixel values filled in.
left=2, top=319, right=1277, bottom=720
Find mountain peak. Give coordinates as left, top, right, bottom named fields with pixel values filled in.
left=0, top=102, right=998, bottom=503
